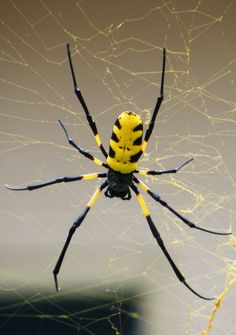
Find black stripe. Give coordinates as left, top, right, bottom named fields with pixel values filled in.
left=115, top=118, right=121, bottom=129
left=133, top=136, right=142, bottom=145
left=109, top=146, right=116, bottom=158
left=133, top=123, right=143, bottom=132
left=111, top=131, right=119, bottom=142
left=130, top=150, right=142, bottom=163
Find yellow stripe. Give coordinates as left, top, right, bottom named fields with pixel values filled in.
left=93, top=157, right=104, bottom=166
left=95, top=134, right=102, bottom=147
left=106, top=156, right=137, bottom=174
left=82, top=173, right=99, bottom=180
left=137, top=180, right=149, bottom=193
left=107, top=111, right=143, bottom=174
left=137, top=170, right=148, bottom=176
left=87, top=188, right=101, bottom=208
left=142, top=140, right=148, bottom=152
left=137, top=193, right=150, bottom=217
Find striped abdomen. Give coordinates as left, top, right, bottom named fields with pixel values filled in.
left=106, top=111, right=143, bottom=174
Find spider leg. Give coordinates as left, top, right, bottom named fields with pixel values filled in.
left=133, top=176, right=231, bottom=236
left=66, top=43, right=108, bottom=159
left=5, top=173, right=107, bottom=191
left=130, top=183, right=214, bottom=300
left=59, top=120, right=108, bottom=168
left=142, top=48, right=166, bottom=155
left=53, top=179, right=108, bottom=291
left=135, top=158, right=193, bottom=176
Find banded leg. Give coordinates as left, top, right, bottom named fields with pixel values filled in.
left=135, top=158, right=193, bottom=176
left=130, top=183, right=214, bottom=300
left=5, top=173, right=107, bottom=191
left=53, top=180, right=108, bottom=291
left=59, top=120, right=108, bottom=168
left=133, top=176, right=231, bottom=236
left=66, top=43, right=108, bottom=158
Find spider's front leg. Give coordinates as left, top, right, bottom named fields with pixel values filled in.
left=66, top=43, right=108, bottom=159
left=141, top=47, right=166, bottom=155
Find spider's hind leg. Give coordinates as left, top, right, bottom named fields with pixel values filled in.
left=130, top=182, right=214, bottom=300
left=53, top=179, right=108, bottom=291
left=133, top=176, right=231, bottom=236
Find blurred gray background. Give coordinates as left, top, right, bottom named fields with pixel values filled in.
left=1, top=1, right=236, bottom=334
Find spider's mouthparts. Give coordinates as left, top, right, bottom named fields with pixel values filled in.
left=105, top=186, right=131, bottom=200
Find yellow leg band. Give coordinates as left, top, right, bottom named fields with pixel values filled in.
left=87, top=188, right=101, bottom=208
left=93, top=158, right=104, bottom=166
left=137, top=170, right=148, bottom=176
left=142, top=140, right=148, bottom=153
left=137, top=193, right=150, bottom=217
left=82, top=173, right=99, bottom=180
left=95, top=134, right=102, bottom=147
left=136, top=179, right=149, bottom=193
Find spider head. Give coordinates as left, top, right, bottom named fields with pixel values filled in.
left=106, top=169, right=133, bottom=200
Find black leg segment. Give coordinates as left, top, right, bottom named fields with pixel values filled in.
left=66, top=43, right=108, bottom=158
left=53, top=179, right=108, bottom=291
left=130, top=182, right=214, bottom=300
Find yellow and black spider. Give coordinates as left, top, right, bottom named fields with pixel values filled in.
left=6, top=43, right=230, bottom=300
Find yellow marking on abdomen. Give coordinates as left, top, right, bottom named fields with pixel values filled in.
left=107, top=111, right=143, bottom=174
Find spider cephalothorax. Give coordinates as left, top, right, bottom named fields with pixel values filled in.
left=6, top=43, right=231, bottom=300
left=105, top=169, right=133, bottom=200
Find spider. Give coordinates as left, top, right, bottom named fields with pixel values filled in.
left=6, top=43, right=231, bottom=300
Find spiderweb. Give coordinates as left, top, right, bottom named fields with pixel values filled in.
left=1, top=0, right=236, bottom=334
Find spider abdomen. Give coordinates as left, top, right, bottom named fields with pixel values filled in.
left=107, top=111, right=143, bottom=174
